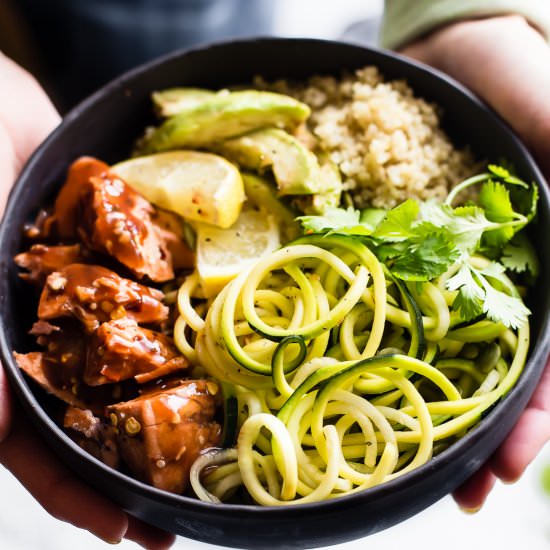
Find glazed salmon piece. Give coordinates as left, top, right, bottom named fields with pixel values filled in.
left=38, top=263, right=168, bottom=332
left=53, top=157, right=110, bottom=239
left=64, top=406, right=120, bottom=469
left=78, top=173, right=176, bottom=282
left=85, top=317, right=188, bottom=386
left=14, top=350, right=130, bottom=416
left=14, top=243, right=86, bottom=285
left=50, top=156, right=194, bottom=282
left=14, top=350, right=88, bottom=410
left=107, top=380, right=221, bottom=493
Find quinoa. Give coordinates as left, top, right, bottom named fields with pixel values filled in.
left=255, top=67, right=477, bottom=209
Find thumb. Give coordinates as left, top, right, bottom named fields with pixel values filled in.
left=0, top=52, right=60, bottom=170
left=0, top=52, right=60, bottom=212
left=0, top=365, right=13, bottom=443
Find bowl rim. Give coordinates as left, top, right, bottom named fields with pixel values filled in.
left=1, top=35, right=550, bottom=519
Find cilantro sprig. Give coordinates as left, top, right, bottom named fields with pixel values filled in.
left=446, top=262, right=530, bottom=329
left=297, top=165, right=538, bottom=329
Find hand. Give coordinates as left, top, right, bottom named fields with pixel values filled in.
left=400, top=15, right=550, bottom=511
left=0, top=52, right=175, bottom=549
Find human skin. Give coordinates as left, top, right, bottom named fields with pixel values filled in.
left=0, top=51, right=175, bottom=549
left=400, top=14, right=550, bottom=511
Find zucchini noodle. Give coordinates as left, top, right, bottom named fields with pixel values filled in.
left=175, top=233, right=530, bottom=505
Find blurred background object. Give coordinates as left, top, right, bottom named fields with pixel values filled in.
left=341, top=16, right=381, bottom=46
left=0, top=0, right=382, bottom=111
left=2, top=0, right=276, bottom=110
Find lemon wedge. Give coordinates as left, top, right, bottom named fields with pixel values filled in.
left=195, top=205, right=281, bottom=297
left=112, top=151, right=244, bottom=228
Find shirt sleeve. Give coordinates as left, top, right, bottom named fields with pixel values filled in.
left=381, top=0, right=550, bottom=49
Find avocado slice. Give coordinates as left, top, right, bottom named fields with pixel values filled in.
left=214, top=127, right=325, bottom=196
left=137, top=91, right=310, bottom=154
left=152, top=87, right=217, bottom=117
left=293, top=155, right=343, bottom=214
left=242, top=173, right=300, bottom=241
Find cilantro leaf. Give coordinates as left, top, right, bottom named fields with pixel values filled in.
left=390, top=231, right=460, bottom=281
left=479, top=180, right=516, bottom=222
left=421, top=202, right=496, bottom=255
left=451, top=206, right=498, bottom=253
left=368, top=240, right=408, bottom=262
left=418, top=199, right=451, bottom=226
left=488, top=164, right=512, bottom=180
left=482, top=283, right=530, bottom=329
left=297, top=207, right=365, bottom=235
left=373, top=199, right=419, bottom=241
left=478, top=178, right=533, bottom=252
left=446, top=263, right=482, bottom=294
left=486, top=165, right=537, bottom=224
left=453, top=287, right=484, bottom=321
left=297, top=206, right=393, bottom=237
left=480, top=261, right=508, bottom=281
left=501, top=234, right=539, bottom=277
left=359, top=208, right=387, bottom=231
left=446, top=264, right=484, bottom=321
left=488, top=163, right=529, bottom=188
left=510, top=180, right=539, bottom=223
left=446, top=262, right=530, bottom=328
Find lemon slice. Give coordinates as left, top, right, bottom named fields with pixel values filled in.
left=112, top=151, right=244, bottom=228
left=195, top=205, right=281, bottom=297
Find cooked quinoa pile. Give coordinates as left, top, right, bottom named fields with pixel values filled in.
left=255, top=67, right=477, bottom=208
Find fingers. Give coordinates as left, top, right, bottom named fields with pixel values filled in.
left=452, top=462, right=496, bottom=512
left=0, top=52, right=60, bottom=174
left=0, top=53, right=60, bottom=213
left=398, top=39, right=434, bottom=66
left=490, top=407, right=550, bottom=482
left=0, top=121, right=18, bottom=212
left=0, top=412, right=128, bottom=545
left=126, top=517, right=176, bottom=550
left=490, top=359, right=550, bottom=482
left=0, top=365, right=12, bottom=442
left=453, top=405, right=550, bottom=512
left=47, top=468, right=129, bottom=544
left=0, top=408, right=176, bottom=548
left=453, top=409, right=550, bottom=512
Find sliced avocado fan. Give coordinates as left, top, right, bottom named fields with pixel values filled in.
left=214, top=127, right=322, bottom=196
left=138, top=90, right=311, bottom=154
left=214, top=128, right=342, bottom=212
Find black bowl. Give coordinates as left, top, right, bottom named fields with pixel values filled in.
left=1, top=37, right=550, bottom=550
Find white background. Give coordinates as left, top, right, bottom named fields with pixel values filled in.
left=3, top=1, right=550, bottom=549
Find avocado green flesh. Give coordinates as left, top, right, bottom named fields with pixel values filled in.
left=295, top=157, right=343, bottom=214
left=138, top=91, right=311, bottom=154
left=214, top=127, right=323, bottom=196
left=242, top=173, right=300, bottom=241
left=152, top=87, right=217, bottom=117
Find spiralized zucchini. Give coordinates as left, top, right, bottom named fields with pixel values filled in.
left=174, top=233, right=529, bottom=505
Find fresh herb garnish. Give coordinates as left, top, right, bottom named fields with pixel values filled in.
left=446, top=262, right=530, bottom=328
left=501, top=234, right=539, bottom=277
left=297, top=165, right=537, bottom=328
left=298, top=206, right=366, bottom=235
